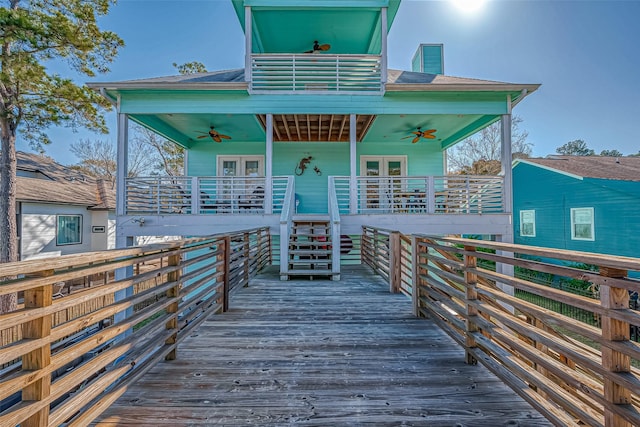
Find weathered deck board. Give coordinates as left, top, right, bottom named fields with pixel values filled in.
left=94, top=266, right=551, bottom=426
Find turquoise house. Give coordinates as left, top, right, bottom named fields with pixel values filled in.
left=89, top=0, right=538, bottom=279
left=513, top=156, right=640, bottom=258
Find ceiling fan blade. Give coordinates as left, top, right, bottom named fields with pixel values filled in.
left=319, top=44, right=330, bottom=51
left=219, top=134, right=232, bottom=140
left=423, top=134, right=437, bottom=140
left=213, top=135, right=222, bottom=143
left=197, top=135, right=209, bottom=139
left=412, top=136, right=421, bottom=144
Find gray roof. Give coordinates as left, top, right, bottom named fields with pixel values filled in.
left=518, top=156, right=640, bottom=182
left=89, top=68, right=538, bottom=92
left=14, top=152, right=116, bottom=209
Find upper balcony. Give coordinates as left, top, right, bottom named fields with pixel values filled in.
left=250, top=53, right=383, bottom=94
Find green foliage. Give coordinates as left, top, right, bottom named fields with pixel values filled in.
left=0, top=0, right=123, bottom=267
left=599, top=149, right=623, bottom=157
left=172, top=61, right=207, bottom=75
left=0, top=0, right=124, bottom=147
left=555, top=139, right=595, bottom=156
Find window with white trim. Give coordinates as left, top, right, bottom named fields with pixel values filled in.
left=57, top=215, right=83, bottom=245
left=519, top=210, right=536, bottom=237
left=570, top=207, right=594, bottom=241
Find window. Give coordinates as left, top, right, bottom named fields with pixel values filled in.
left=570, top=208, right=594, bottom=241
left=57, top=215, right=82, bottom=245
left=519, top=210, right=536, bottom=237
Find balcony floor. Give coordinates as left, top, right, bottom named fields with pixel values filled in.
left=93, top=266, right=550, bottom=426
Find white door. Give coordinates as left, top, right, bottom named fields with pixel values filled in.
left=216, top=156, right=265, bottom=205
left=360, top=156, right=407, bottom=211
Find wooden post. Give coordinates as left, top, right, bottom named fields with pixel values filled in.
left=411, top=236, right=421, bottom=317
left=600, top=267, right=631, bottom=427
left=463, top=245, right=478, bottom=365
left=389, top=231, right=401, bottom=293
left=22, top=270, right=54, bottom=427
left=244, top=232, right=250, bottom=286
left=223, top=236, right=231, bottom=312
left=164, top=250, right=181, bottom=361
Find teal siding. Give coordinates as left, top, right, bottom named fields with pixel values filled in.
left=273, top=142, right=350, bottom=214
left=411, top=49, right=422, bottom=73
left=187, top=140, right=265, bottom=176
left=357, top=141, right=443, bottom=175
left=185, top=138, right=443, bottom=214
left=411, top=44, right=444, bottom=74
left=513, top=163, right=640, bottom=258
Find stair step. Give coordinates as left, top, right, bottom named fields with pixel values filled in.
left=289, top=249, right=332, bottom=255
left=286, top=269, right=335, bottom=275
left=289, top=259, right=332, bottom=265
left=289, top=242, right=331, bottom=249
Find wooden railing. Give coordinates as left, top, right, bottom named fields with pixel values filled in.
left=0, top=227, right=270, bottom=426
left=333, top=175, right=504, bottom=215
left=125, top=176, right=290, bottom=215
left=250, top=53, right=383, bottom=94
left=361, top=226, right=412, bottom=296
left=362, top=227, right=640, bottom=427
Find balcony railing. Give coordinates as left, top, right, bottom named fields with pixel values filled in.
left=331, top=175, right=505, bottom=215
left=125, top=176, right=290, bottom=215
left=250, top=54, right=383, bottom=94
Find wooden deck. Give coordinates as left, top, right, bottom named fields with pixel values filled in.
left=94, top=265, right=551, bottom=426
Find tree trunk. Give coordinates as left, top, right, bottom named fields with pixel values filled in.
left=0, top=125, right=19, bottom=313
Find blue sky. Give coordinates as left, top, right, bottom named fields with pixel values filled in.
left=19, top=0, right=640, bottom=164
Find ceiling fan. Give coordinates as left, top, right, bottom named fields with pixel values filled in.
left=196, top=126, right=232, bottom=143
left=402, top=127, right=437, bottom=144
left=304, top=40, right=331, bottom=53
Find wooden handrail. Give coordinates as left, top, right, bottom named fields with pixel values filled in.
left=362, top=226, right=640, bottom=426
left=0, top=227, right=270, bottom=426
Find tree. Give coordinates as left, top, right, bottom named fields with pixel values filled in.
left=133, top=126, right=184, bottom=176
left=599, top=149, right=623, bottom=157
left=172, top=61, right=207, bottom=74
left=0, top=1, right=123, bottom=312
left=447, top=116, right=532, bottom=174
left=70, top=137, right=162, bottom=185
left=555, top=139, right=595, bottom=156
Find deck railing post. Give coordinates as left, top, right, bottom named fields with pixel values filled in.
left=463, top=245, right=479, bottom=365
left=165, top=250, right=182, bottom=361
left=223, top=236, right=231, bottom=312
left=244, top=232, right=250, bottom=286
left=600, top=266, right=631, bottom=427
left=389, top=231, right=401, bottom=293
left=411, top=236, right=421, bottom=317
left=22, top=269, right=54, bottom=427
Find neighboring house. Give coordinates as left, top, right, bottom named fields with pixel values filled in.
left=15, top=152, right=116, bottom=260
left=513, top=156, right=640, bottom=259
left=89, top=0, right=539, bottom=279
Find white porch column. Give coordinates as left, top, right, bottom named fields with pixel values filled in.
left=349, top=114, right=358, bottom=214
left=116, top=113, right=128, bottom=217
left=497, top=96, right=514, bottom=311
left=380, top=7, right=388, bottom=88
left=244, top=6, right=252, bottom=84
left=500, top=96, right=513, bottom=215
left=265, top=113, right=274, bottom=214
left=115, top=113, right=133, bottom=335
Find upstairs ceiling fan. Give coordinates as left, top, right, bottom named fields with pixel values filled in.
left=196, top=126, right=232, bottom=143
left=304, top=40, right=331, bottom=53
left=402, top=127, right=437, bottom=144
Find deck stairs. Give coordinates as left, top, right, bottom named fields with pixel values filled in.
left=286, top=215, right=336, bottom=279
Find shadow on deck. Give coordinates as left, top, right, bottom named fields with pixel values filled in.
left=94, top=265, right=550, bottom=426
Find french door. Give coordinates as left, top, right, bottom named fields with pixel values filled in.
left=216, top=156, right=265, bottom=202
left=360, top=156, right=407, bottom=211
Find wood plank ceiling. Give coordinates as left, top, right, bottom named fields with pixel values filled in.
left=256, top=114, right=376, bottom=142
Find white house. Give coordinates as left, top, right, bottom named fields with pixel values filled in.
left=15, top=152, right=116, bottom=260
